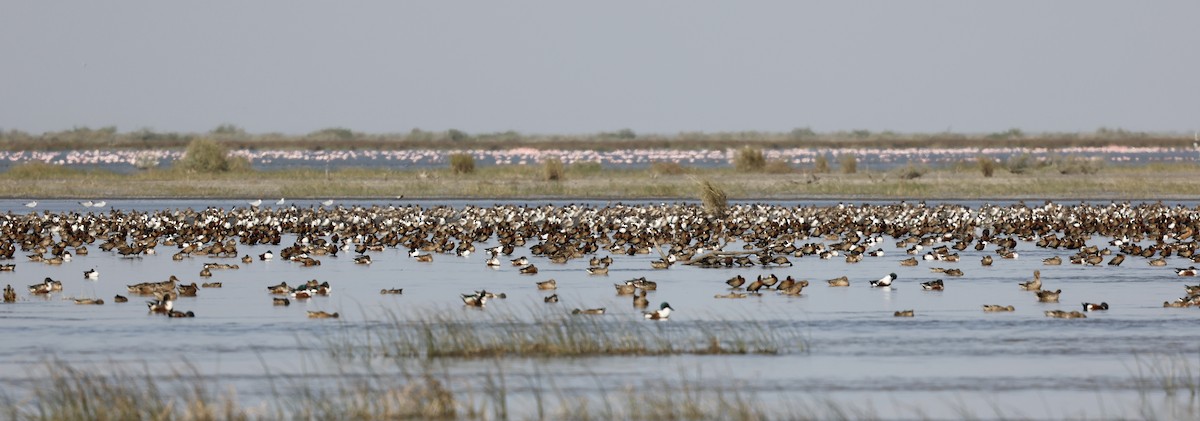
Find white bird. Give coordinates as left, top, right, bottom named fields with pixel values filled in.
left=275, top=198, right=285, bottom=205
left=79, top=200, right=93, bottom=208
left=870, top=273, right=898, bottom=288
left=84, top=268, right=99, bottom=279
left=643, top=302, right=674, bottom=320
left=248, top=199, right=263, bottom=207
left=321, top=199, right=335, bottom=207
left=91, top=201, right=106, bottom=208
left=24, top=201, right=37, bottom=208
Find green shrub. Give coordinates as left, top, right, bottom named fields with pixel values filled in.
left=449, top=153, right=475, bottom=174
left=977, top=155, right=996, bottom=177
left=734, top=147, right=765, bottom=172
left=543, top=157, right=564, bottom=181
left=839, top=153, right=858, bottom=174
left=763, top=160, right=795, bottom=174
left=178, top=139, right=238, bottom=173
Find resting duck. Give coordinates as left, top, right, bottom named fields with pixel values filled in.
left=3, top=285, right=14, bottom=303
left=273, top=297, right=291, bottom=306
left=544, top=294, right=559, bottom=303
left=74, top=298, right=104, bottom=305
left=980, top=255, right=993, bottom=266
left=267, top=282, right=291, bottom=295
left=1044, top=310, right=1086, bottom=319
left=920, top=279, right=944, bottom=291
left=354, top=255, right=372, bottom=265
left=113, top=294, right=128, bottom=303
left=380, top=288, right=403, bottom=295
left=943, top=268, right=964, bottom=277
left=1175, top=266, right=1198, bottom=276
left=894, top=310, right=915, bottom=317
left=518, top=264, right=538, bottom=274
left=725, top=275, right=746, bottom=289
left=614, top=282, right=636, bottom=295
left=826, top=276, right=850, bottom=287
left=714, top=292, right=748, bottom=299
left=1043, top=256, right=1062, bottom=265
left=259, top=250, right=274, bottom=261
left=1036, top=289, right=1062, bottom=303
left=643, top=302, right=673, bottom=320
left=306, top=311, right=339, bottom=319
left=572, top=307, right=605, bottom=315
left=1185, top=285, right=1200, bottom=295
left=201, top=282, right=222, bottom=288
left=585, top=265, right=609, bottom=275
left=632, top=290, right=649, bottom=308
left=1082, top=302, right=1109, bottom=311
left=870, top=273, right=897, bottom=288
left=536, top=279, right=557, bottom=290
left=982, top=304, right=1015, bottom=312
left=83, top=269, right=99, bottom=280
left=510, top=256, right=529, bottom=266
left=168, top=310, right=196, bottom=318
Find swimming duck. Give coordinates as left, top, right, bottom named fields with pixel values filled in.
left=572, top=308, right=606, bottom=315
left=1081, top=302, right=1109, bottom=311
left=176, top=283, right=199, bottom=297
left=536, top=279, right=557, bottom=290
left=614, top=282, right=637, bottom=295
left=920, top=279, right=944, bottom=290
left=113, top=294, right=128, bottom=303
left=74, top=298, right=104, bottom=305
left=982, top=304, right=1015, bottom=312
left=1149, top=258, right=1168, bottom=267
left=870, top=273, right=897, bottom=288
left=354, top=255, right=372, bottom=264
left=199, top=267, right=212, bottom=277
left=633, top=289, right=649, bottom=308
left=241, top=255, right=253, bottom=263
left=544, top=294, right=559, bottom=303
left=307, top=311, right=339, bottom=319
left=1175, top=266, right=1197, bottom=276
left=201, top=282, right=222, bottom=288
left=586, top=265, right=609, bottom=275
left=1185, top=284, right=1200, bottom=295
left=1163, top=299, right=1192, bottom=308
left=715, top=292, right=749, bottom=299
left=273, top=297, right=290, bottom=306
left=1043, top=256, right=1062, bottom=265
left=980, top=255, right=993, bottom=266
left=2, top=285, right=14, bottom=302
left=27, top=278, right=62, bottom=294
left=259, top=250, right=274, bottom=261
left=1107, top=254, right=1125, bottom=266
left=894, top=310, right=915, bottom=317
left=943, top=268, right=964, bottom=277
left=519, top=264, right=539, bottom=274
left=1019, top=270, right=1042, bottom=291
left=1036, top=289, right=1062, bottom=303
left=485, top=251, right=501, bottom=268
left=643, top=302, right=673, bottom=320
left=900, top=257, right=918, bottom=267
left=147, top=295, right=174, bottom=314
left=380, top=288, right=403, bottom=295
left=510, top=256, right=529, bottom=266
left=168, top=310, right=196, bottom=318
left=826, top=276, right=850, bottom=287
left=461, top=291, right=488, bottom=307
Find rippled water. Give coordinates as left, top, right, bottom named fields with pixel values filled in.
left=0, top=200, right=1198, bottom=419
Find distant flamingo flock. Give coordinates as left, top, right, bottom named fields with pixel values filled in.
left=0, top=146, right=1190, bottom=172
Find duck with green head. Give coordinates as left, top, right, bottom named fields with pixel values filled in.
left=644, top=302, right=673, bottom=320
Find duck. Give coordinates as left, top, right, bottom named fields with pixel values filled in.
left=267, top=282, right=290, bottom=295
left=1185, top=284, right=1200, bottom=295
left=870, top=273, right=897, bottom=288
left=715, top=292, right=749, bottom=299
left=920, top=279, right=944, bottom=291
left=585, top=265, right=609, bottom=275
left=980, top=255, right=993, bottom=266
left=900, top=257, right=918, bottom=266
left=414, top=253, right=434, bottom=263
left=1043, top=256, right=1062, bottom=265
left=572, top=307, right=606, bottom=315
left=519, top=264, right=539, bottom=274
left=643, top=302, right=673, bottom=320
left=0, top=264, right=14, bottom=271
left=1044, top=310, right=1086, bottom=319
left=1175, top=266, right=1197, bottom=276
left=510, top=256, right=529, bottom=266
left=2, top=285, right=14, bottom=303
left=982, top=304, right=1015, bottom=312
left=1082, top=302, right=1109, bottom=311
left=485, top=251, right=501, bottom=268
left=1107, top=254, right=1125, bottom=266
left=461, top=291, right=488, bottom=307
left=201, top=282, right=222, bottom=288
left=147, top=295, right=174, bottom=314
left=176, top=283, right=199, bottom=297
left=27, top=278, right=62, bottom=294
left=1036, top=289, right=1062, bottom=303
left=943, top=268, right=964, bottom=277
left=273, top=297, right=291, bottom=306
left=199, top=267, right=212, bottom=277
left=74, top=298, right=104, bottom=305
left=826, top=276, right=850, bottom=287
left=113, top=294, right=128, bottom=303
left=894, top=310, right=915, bottom=317
left=380, top=288, right=403, bottom=295
left=536, top=279, right=557, bottom=290
left=353, top=255, right=372, bottom=265
left=168, top=310, right=196, bottom=318
left=1149, top=258, right=1168, bottom=267
left=544, top=294, right=559, bottom=303
left=1163, top=299, right=1193, bottom=308
left=725, top=275, right=746, bottom=289
left=307, top=310, right=339, bottom=319
left=633, top=289, right=649, bottom=308
left=1019, top=270, right=1042, bottom=291
left=241, top=255, right=253, bottom=263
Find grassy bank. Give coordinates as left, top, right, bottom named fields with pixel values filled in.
left=2, top=162, right=1199, bottom=200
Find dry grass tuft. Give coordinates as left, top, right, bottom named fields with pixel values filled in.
left=448, top=153, right=475, bottom=175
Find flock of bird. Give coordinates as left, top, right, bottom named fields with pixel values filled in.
left=3, top=200, right=1200, bottom=323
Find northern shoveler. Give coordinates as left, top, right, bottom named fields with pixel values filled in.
left=920, top=279, right=944, bottom=290
left=870, top=273, right=897, bottom=288
left=1082, top=302, right=1109, bottom=311
left=544, top=294, right=559, bottom=303
left=643, top=302, right=673, bottom=320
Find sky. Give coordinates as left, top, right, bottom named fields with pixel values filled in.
left=2, top=1, right=1197, bottom=136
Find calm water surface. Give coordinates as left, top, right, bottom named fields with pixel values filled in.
left=0, top=200, right=1198, bottom=419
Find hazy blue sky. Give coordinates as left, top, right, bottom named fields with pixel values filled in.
left=2, top=1, right=1197, bottom=135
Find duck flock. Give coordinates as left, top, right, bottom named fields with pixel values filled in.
left=3, top=201, right=1200, bottom=321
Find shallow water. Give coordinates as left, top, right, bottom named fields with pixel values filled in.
left=0, top=200, right=1198, bottom=419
